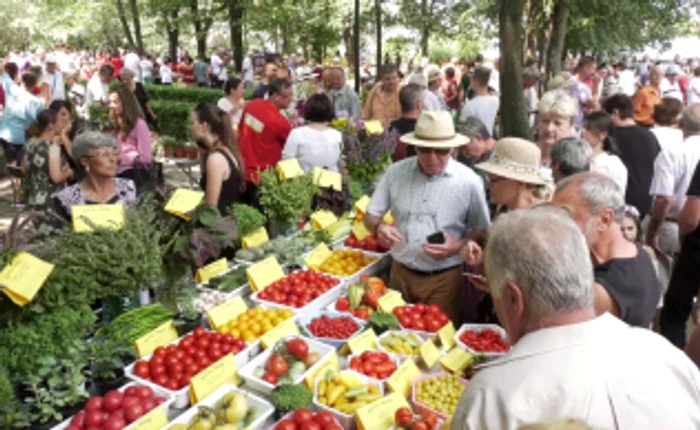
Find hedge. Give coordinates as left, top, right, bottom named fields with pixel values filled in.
left=109, top=82, right=252, bottom=105
left=150, top=99, right=196, bottom=141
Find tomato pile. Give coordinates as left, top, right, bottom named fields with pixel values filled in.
left=349, top=350, right=397, bottom=380
left=318, top=249, right=377, bottom=277
left=257, top=338, right=321, bottom=386
left=394, top=406, right=439, bottom=430
left=393, top=304, right=450, bottom=332
left=133, top=327, right=246, bottom=391
left=306, top=314, right=360, bottom=339
left=344, top=232, right=389, bottom=253
left=274, top=408, right=342, bottom=430
left=256, top=270, right=340, bottom=308
left=218, top=307, right=295, bottom=343
left=63, top=385, right=167, bottom=430
left=334, top=297, right=372, bottom=320
left=459, top=328, right=509, bottom=353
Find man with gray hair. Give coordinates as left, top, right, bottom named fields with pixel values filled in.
left=407, top=72, right=443, bottom=112
left=452, top=206, right=700, bottom=430
left=549, top=137, right=592, bottom=183
left=327, top=67, right=361, bottom=120
left=552, top=172, right=660, bottom=328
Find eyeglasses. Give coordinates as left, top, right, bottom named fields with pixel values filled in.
left=89, top=149, right=120, bottom=159
left=415, top=147, right=451, bottom=155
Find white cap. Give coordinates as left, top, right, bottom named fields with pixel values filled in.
left=666, top=64, right=681, bottom=75
left=408, top=73, right=427, bottom=88
left=45, top=54, right=57, bottom=64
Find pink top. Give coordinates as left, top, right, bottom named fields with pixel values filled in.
left=117, top=118, right=152, bottom=173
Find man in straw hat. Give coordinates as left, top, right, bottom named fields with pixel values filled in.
left=364, top=111, right=490, bottom=324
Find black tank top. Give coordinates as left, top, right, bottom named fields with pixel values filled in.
left=200, top=148, right=243, bottom=214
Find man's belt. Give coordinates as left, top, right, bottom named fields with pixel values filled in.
left=398, top=263, right=461, bottom=277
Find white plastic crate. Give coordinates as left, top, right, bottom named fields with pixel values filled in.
left=454, top=323, right=510, bottom=359
left=249, top=279, right=346, bottom=314
left=313, top=370, right=384, bottom=430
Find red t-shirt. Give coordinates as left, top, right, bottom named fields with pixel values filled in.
left=110, top=57, right=124, bottom=78
left=0, top=85, right=5, bottom=107
left=237, top=99, right=292, bottom=182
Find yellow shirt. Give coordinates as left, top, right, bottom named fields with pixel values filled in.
left=362, top=84, right=401, bottom=126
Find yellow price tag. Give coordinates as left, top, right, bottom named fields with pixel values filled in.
left=352, top=221, right=372, bottom=241
left=439, top=348, right=473, bottom=374
left=419, top=339, right=441, bottom=368
left=438, top=322, right=456, bottom=351
left=0, top=252, right=54, bottom=306
left=128, top=406, right=168, bottom=430
left=364, top=120, right=384, bottom=135
left=377, top=291, right=406, bottom=313
left=317, top=169, right=342, bottom=192
left=241, top=227, right=269, bottom=249
left=305, top=243, right=333, bottom=269
left=386, top=358, right=422, bottom=398
left=354, top=195, right=370, bottom=216
left=189, top=354, right=240, bottom=403
left=134, top=320, right=178, bottom=358
left=356, top=392, right=409, bottom=430
left=246, top=256, right=285, bottom=292
left=382, top=210, right=394, bottom=225
left=310, top=210, right=338, bottom=231
left=196, top=258, right=229, bottom=284
left=347, top=329, right=378, bottom=354
left=277, top=159, right=305, bottom=180
left=207, top=296, right=247, bottom=329
left=260, top=319, right=300, bottom=349
left=72, top=204, right=125, bottom=232
left=164, top=188, right=204, bottom=221
left=304, top=351, right=340, bottom=389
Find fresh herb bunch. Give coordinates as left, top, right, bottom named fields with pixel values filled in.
left=258, top=169, right=319, bottom=227
left=89, top=334, right=136, bottom=380
left=271, top=383, right=313, bottom=416
left=97, top=303, right=176, bottom=343
left=313, top=179, right=351, bottom=217
left=231, top=203, right=266, bottom=238
left=340, top=120, right=398, bottom=185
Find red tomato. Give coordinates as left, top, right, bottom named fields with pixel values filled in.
left=300, top=422, right=321, bottom=430
left=394, top=407, right=413, bottom=427
left=193, top=327, right=207, bottom=337
left=425, top=317, right=443, bottom=332
left=293, top=408, right=314, bottom=425
left=322, top=424, right=342, bottom=430
left=165, top=379, right=179, bottom=391
left=103, top=390, right=124, bottom=413
left=285, top=338, right=309, bottom=360
left=123, top=403, right=144, bottom=423
left=411, top=421, right=429, bottom=430
left=122, top=396, right=140, bottom=409
left=70, top=411, right=86, bottom=428
left=185, top=363, right=200, bottom=376
left=141, top=398, right=157, bottom=413
left=135, top=385, right=153, bottom=400
left=153, top=374, right=169, bottom=387
left=267, top=354, right=289, bottom=376
left=314, top=410, right=335, bottom=426
left=153, top=346, right=167, bottom=357
left=262, top=371, right=278, bottom=384
left=275, top=419, right=297, bottom=430
left=84, top=410, right=106, bottom=428
left=84, top=396, right=104, bottom=412
left=134, top=361, right=150, bottom=379
left=150, top=364, right=166, bottom=377
left=102, top=415, right=127, bottom=430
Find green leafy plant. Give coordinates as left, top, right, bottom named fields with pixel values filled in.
left=89, top=334, right=136, bottom=381
left=231, top=203, right=267, bottom=238
left=150, top=100, right=196, bottom=141
left=177, top=280, right=201, bottom=321
left=258, top=169, right=319, bottom=228
left=97, top=303, right=176, bottom=344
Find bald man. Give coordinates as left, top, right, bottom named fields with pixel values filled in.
left=327, top=67, right=361, bottom=120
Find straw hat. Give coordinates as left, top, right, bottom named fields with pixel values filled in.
left=476, top=137, right=550, bottom=185
left=408, top=73, right=428, bottom=88
left=427, top=69, right=441, bottom=83
left=401, top=111, right=470, bottom=148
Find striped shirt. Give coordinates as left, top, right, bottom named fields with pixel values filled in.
left=368, top=157, right=490, bottom=271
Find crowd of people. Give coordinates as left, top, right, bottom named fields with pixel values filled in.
left=3, top=43, right=700, bottom=428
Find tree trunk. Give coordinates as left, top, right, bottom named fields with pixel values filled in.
left=115, top=0, right=135, bottom=48
left=227, top=0, right=244, bottom=71
left=420, top=0, right=429, bottom=56
left=165, top=10, right=179, bottom=63
left=545, top=0, right=571, bottom=79
left=190, top=0, right=208, bottom=58
left=375, top=0, right=382, bottom=74
left=499, top=0, right=531, bottom=139
left=127, top=0, right=143, bottom=53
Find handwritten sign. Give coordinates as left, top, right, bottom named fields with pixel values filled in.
left=129, top=406, right=168, bottom=430
left=356, top=392, right=410, bottom=430
left=241, top=227, right=269, bottom=249
left=305, top=243, right=333, bottom=269
left=419, top=339, right=441, bottom=368
left=364, top=120, right=384, bottom=135
left=196, top=258, right=229, bottom=284
left=317, top=169, right=342, bottom=192
left=277, top=159, right=305, bottom=180
left=377, top=291, right=406, bottom=313
left=352, top=221, right=372, bottom=241
left=189, top=354, right=240, bottom=403
left=260, top=319, right=300, bottom=349
left=164, top=188, right=204, bottom=221
left=246, top=256, right=285, bottom=292
left=304, top=351, right=339, bottom=389
left=72, top=204, right=124, bottom=232
left=207, top=296, right=247, bottom=329
left=0, top=252, right=54, bottom=306
left=354, top=195, right=371, bottom=216
left=387, top=358, right=422, bottom=398
left=310, top=210, right=338, bottom=231
left=347, top=329, right=378, bottom=354
left=439, top=348, right=473, bottom=374
left=438, top=322, right=456, bottom=351
left=134, top=320, right=178, bottom=357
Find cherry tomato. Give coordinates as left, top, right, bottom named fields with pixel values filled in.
left=394, top=407, right=413, bottom=428
left=275, top=419, right=296, bottom=430
left=293, top=408, right=314, bottom=425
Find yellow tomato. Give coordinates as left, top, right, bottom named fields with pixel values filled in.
left=242, top=330, right=256, bottom=342
left=231, top=328, right=241, bottom=338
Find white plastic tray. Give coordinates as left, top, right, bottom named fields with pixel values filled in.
left=313, top=370, right=384, bottom=430
left=238, top=335, right=335, bottom=396
left=315, top=249, right=388, bottom=284
left=52, top=381, right=175, bottom=430
left=249, top=279, right=346, bottom=315
left=165, top=384, right=274, bottom=429
left=376, top=330, right=431, bottom=361
left=454, top=323, right=510, bottom=359
left=347, top=352, right=400, bottom=390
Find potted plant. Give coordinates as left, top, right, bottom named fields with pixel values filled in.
left=159, top=135, right=178, bottom=158
left=173, top=141, right=187, bottom=159
left=88, top=334, right=136, bottom=396
left=185, top=141, right=200, bottom=160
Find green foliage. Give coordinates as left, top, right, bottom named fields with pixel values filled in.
left=231, top=203, right=267, bottom=238
left=145, top=84, right=222, bottom=104
left=258, top=169, right=319, bottom=227
left=98, top=303, right=176, bottom=343
left=151, top=100, right=195, bottom=141
left=0, top=366, right=11, bottom=404
left=89, top=334, right=136, bottom=380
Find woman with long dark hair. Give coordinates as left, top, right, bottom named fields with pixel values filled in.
left=582, top=111, right=628, bottom=193
left=189, top=104, right=245, bottom=213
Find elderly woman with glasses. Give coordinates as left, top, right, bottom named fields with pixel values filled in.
left=52, top=131, right=136, bottom=219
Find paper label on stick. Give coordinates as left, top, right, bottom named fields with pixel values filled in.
left=72, top=204, right=124, bottom=232
left=356, top=392, right=410, bottom=430
left=0, top=252, right=54, bottom=306
left=241, top=227, right=269, bottom=249
left=354, top=195, right=371, bottom=216
left=377, top=291, right=405, bottom=313
left=195, top=258, right=229, bottom=284
left=352, top=221, right=372, bottom=241
left=305, top=243, right=333, bottom=269
left=439, top=348, right=473, bottom=374
left=347, top=329, right=378, bottom=354
left=260, top=318, right=300, bottom=349
left=164, top=188, right=204, bottom=220
left=364, top=120, right=384, bottom=135
left=207, top=296, right=247, bottom=329
left=277, top=159, right=305, bottom=180
left=387, top=358, right=422, bottom=398
left=134, top=320, right=178, bottom=357
left=310, top=210, right=338, bottom=230
left=419, top=339, right=441, bottom=368
left=317, top=169, right=342, bottom=191
left=438, top=321, right=456, bottom=351
left=189, top=353, right=240, bottom=403
left=246, top=256, right=285, bottom=292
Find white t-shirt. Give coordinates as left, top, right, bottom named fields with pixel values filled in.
left=42, top=70, right=65, bottom=101
left=593, top=151, right=628, bottom=194
left=651, top=126, right=684, bottom=152
left=211, top=55, right=223, bottom=79
left=423, top=90, right=444, bottom=112
left=282, top=126, right=343, bottom=172
left=618, top=69, right=637, bottom=96
left=649, top=135, right=700, bottom=218
left=687, top=77, right=700, bottom=106
left=160, top=65, right=173, bottom=84
left=242, top=56, right=254, bottom=83
left=661, top=78, right=684, bottom=102
left=488, top=68, right=500, bottom=93
left=459, top=95, right=500, bottom=136
left=140, top=59, right=153, bottom=81
left=124, top=52, right=141, bottom=82
left=85, top=74, right=109, bottom=107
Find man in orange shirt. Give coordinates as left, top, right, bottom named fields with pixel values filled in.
left=633, top=65, right=663, bottom=126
